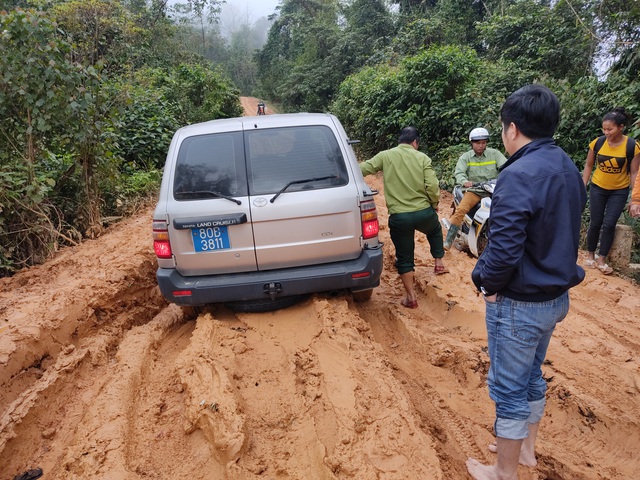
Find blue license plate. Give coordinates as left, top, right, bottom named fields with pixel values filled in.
left=192, top=226, right=230, bottom=252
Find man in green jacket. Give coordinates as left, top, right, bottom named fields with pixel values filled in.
left=359, top=126, right=448, bottom=310
left=444, top=128, right=507, bottom=250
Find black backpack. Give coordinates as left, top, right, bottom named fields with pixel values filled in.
left=593, top=135, right=638, bottom=172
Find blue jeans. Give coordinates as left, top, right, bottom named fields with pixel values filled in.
left=586, top=183, right=629, bottom=257
left=485, top=291, right=569, bottom=440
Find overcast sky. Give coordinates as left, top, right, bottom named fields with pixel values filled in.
left=222, top=0, right=281, bottom=22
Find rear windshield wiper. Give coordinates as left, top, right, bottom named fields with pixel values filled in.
left=270, top=176, right=337, bottom=203
left=174, top=190, right=242, bottom=205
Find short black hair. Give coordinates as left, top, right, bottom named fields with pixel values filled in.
left=500, top=84, right=560, bottom=139
left=398, top=126, right=420, bottom=144
left=602, top=107, right=630, bottom=127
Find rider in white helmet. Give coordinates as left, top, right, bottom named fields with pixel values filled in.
left=443, top=127, right=508, bottom=250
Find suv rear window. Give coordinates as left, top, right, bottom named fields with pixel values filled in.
left=173, top=131, right=247, bottom=199
left=246, top=126, right=348, bottom=195
left=172, top=125, right=348, bottom=200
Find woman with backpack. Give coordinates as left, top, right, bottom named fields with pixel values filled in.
left=582, top=107, right=640, bottom=274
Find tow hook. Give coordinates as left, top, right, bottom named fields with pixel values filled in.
left=364, top=241, right=384, bottom=250
left=263, top=282, right=283, bottom=300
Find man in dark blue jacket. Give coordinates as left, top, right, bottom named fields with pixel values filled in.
left=467, top=84, right=587, bottom=480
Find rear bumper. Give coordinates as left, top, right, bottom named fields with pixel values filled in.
left=157, top=247, right=383, bottom=306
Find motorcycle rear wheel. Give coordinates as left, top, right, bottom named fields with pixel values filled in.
left=475, top=222, right=490, bottom=256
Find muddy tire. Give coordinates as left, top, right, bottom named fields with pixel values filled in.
left=351, top=289, right=373, bottom=302
left=180, top=305, right=202, bottom=320
left=476, top=220, right=490, bottom=257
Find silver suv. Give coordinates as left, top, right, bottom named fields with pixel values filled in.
left=152, top=113, right=383, bottom=311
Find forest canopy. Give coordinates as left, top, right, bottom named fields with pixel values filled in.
left=0, top=0, right=243, bottom=275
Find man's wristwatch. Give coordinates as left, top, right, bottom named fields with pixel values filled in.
left=480, top=286, right=495, bottom=297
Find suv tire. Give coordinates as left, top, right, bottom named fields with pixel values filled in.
left=351, top=289, right=373, bottom=302
left=224, top=294, right=310, bottom=313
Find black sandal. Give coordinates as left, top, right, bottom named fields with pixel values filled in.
left=14, top=468, right=43, bottom=480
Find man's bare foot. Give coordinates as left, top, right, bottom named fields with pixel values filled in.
left=487, top=442, right=537, bottom=467
left=466, top=457, right=500, bottom=480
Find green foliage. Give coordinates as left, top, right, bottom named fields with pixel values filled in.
left=551, top=72, right=640, bottom=164
left=0, top=9, right=93, bottom=274
left=112, top=64, right=242, bottom=172
left=453, top=58, right=539, bottom=133
left=100, top=168, right=163, bottom=217
left=597, top=0, right=640, bottom=76
left=0, top=4, right=243, bottom=275
left=256, top=0, right=343, bottom=111
left=53, top=0, right=138, bottom=76
left=390, top=0, right=436, bottom=16
left=111, top=80, right=179, bottom=170
left=331, top=64, right=404, bottom=156
left=172, top=0, right=224, bottom=56
left=477, top=0, right=597, bottom=82
left=1, top=10, right=82, bottom=157
left=341, top=0, right=396, bottom=63
left=395, top=46, right=481, bottom=149
left=389, top=0, right=486, bottom=58
left=432, top=143, right=468, bottom=189
left=153, top=63, right=243, bottom=123
left=0, top=160, right=67, bottom=275
left=257, top=0, right=395, bottom=112
left=120, top=168, right=163, bottom=197
left=226, top=24, right=260, bottom=95
left=389, top=17, right=450, bottom=57
left=332, top=45, right=512, bottom=156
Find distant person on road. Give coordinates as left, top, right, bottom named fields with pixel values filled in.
left=359, top=126, right=448, bottom=310
left=468, top=84, right=587, bottom=480
left=443, top=127, right=507, bottom=250
left=257, top=101, right=266, bottom=115
left=582, top=107, right=640, bottom=275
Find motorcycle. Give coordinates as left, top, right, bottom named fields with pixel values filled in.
left=441, top=179, right=496, bottom=258
left=257, top=103, right=266, bottom=115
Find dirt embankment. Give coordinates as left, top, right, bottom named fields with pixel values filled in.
left=1, top=98, right=639, bottom=480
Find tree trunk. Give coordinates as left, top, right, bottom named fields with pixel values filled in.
left=82, top=149, right=103, bottom=239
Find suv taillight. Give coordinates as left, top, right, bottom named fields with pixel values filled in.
left=360, top=199, right=379, bottom=239
left=153, top=220, right=172, bottom=259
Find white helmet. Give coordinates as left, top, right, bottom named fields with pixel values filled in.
left=469, top=127, right=490, bottom=141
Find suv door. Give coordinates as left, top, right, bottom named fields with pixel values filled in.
left=165, top=130, right=258, bottom=276
left=244, top=124, right=361, bottom=270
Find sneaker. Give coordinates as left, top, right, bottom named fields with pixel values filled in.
left=597, top=263, right=613, bottom=275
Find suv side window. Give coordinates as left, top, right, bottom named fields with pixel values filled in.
left=173, top=132, right=247, bottom=199
left=246, top=126, right=349, bottom=195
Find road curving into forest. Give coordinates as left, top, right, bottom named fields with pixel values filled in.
left=0, top=98, right=639, bottom=479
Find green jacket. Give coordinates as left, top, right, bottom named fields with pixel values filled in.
left=455, top=147, right=507, bottom=196
left=359, top=143, right=440, bottom=214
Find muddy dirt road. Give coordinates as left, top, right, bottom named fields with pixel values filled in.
left=240, top=97, right=274, bottom=116
left=1, top=99, right=639, bottom=479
